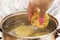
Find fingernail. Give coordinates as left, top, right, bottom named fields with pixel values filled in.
left=39, top=17, right=44, bottom=24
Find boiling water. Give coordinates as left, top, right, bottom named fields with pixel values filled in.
left=2, top=14, right=56, bottom=37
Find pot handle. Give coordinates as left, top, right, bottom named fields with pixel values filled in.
left=56, top=29, right=60, bottom=38
left=0, top=28, right=2, bottom=39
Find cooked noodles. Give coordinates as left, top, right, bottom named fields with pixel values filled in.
left=15, top=24, right=33, bottom=36
left=31, top=10, right=49, bottom=28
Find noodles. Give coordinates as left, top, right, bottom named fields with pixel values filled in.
left=15, top=25, right=33, bottom=36
left=14, top=10, right=50, bottom=36
left=8, top=13, right=56, bottom=37
left=31, top=10, right=49, bottom=28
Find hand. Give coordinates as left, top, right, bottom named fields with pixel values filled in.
left=28, top=0, right=54, bottom=23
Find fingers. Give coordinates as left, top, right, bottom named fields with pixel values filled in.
left=28, top=0, right=54, bottom=23
left=28, top=3, right=35, bottom=23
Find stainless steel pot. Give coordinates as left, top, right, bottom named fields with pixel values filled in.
left=0, top=11, right=60, bottom=40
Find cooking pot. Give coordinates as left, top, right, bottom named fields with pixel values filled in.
left=0, top=11, right=60, bottom=40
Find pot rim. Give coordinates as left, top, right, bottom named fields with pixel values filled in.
left=1, top=11, right=59, bottom=39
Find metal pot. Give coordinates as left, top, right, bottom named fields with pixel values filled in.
left=0, top=11, right=60, bottom=40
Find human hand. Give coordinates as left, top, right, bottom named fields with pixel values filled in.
left=28, top=0, right=54, bottom=23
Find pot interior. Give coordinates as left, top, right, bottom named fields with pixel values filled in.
left=2, top=11, right=58, bottom=37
